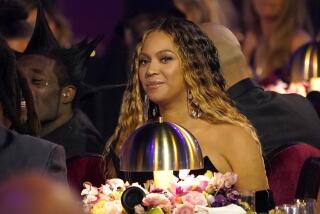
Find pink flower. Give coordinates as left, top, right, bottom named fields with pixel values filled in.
left=107, top=178, right=125, bottom=190
left=168, top=181, right=192, bottom=196
left=81, top=182, right=99, bottom=204
left=172, top=203, right=194, bottom=214
left=223, top=172, right=237, bottom=188
left=206, top=173, right=224, bottom=192
left=195, top=175, right=210, bottom=191
left=168, top=183, right=182, bottom=195
left=181, top=191, right=207, bottom=206
left=142, top=193, right=171, bottom=209
left=100, top=184, right=112, bottom=195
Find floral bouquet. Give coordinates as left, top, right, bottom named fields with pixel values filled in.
left=81, top=170, right=242, bottom=214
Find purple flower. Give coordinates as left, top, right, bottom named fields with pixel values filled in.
left=226, top=189, right=240, bottom=203
left=211, top=194, right=228, bottom=207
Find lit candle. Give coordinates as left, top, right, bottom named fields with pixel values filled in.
left=153, top=170, right=174, bottom=189
left=310, top=77, right=320, bottom=91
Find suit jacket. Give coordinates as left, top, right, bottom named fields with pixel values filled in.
left=43, top=109, right=104, bottom=159
left=0, top=125, right=67, bottom=182
left=227, top=78, right=320, bottom=156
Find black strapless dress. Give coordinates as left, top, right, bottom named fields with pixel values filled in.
left=110, top=151, right=275, bottom=213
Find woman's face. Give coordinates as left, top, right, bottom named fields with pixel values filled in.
left=138, top=31, right=187, bottom=106
left=252, top=0, right=285, bottom=19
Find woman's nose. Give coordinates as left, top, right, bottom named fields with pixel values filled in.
left=146, top=61, right=160, bottom=76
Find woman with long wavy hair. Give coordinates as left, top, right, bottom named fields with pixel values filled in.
left=243, top=0, right=312, bottom=86
left=104, top=17, right=274, bottom=211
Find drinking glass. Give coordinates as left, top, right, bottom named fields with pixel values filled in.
left=294, top=198, right=316, bottom=214
left=239, top=190, right=256, bottom=213
left=281, top=204, right=299, bottom=214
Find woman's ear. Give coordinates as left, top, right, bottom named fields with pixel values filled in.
left=61, top=85, right=76, bottom=104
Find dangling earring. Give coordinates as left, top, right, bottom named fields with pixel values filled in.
left=188, top=90, right=202, bottom=118
left=152, top=106, right=158, bottom=117
left=149, top=101, right=159, bottom=118
left=144, top=94, right=149, bottom=119
left=144, top=95, right=159, bottom=119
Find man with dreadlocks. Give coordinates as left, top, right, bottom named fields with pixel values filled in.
left=0, top=37, right=67, bottom=182
left=17, top=4, right=104, bottom=159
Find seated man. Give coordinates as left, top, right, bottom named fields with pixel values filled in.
left=0, top=38, right=66, bottom=182
left=200, top=23, right=320, bottom=156
left=17, top=5, right=104, bottom=159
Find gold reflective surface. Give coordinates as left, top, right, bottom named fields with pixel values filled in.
left=120, top=120, right=204, bottom=171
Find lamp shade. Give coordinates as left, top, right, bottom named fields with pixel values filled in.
left=119, top=118, right=203, bottom=171
left=289, top=41, right=320, bottom=81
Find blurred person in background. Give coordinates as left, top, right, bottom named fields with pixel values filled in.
left=0, top=173, right=83, bottom=214
left=200, top=22, right=320, bottom=156
left=0, top=37, right=67, bottom=182
left=0, top=0, right=33, bottom=52
left=173, top=0, right=244, bottom=42
left=242, top=0, right=312, bottom=88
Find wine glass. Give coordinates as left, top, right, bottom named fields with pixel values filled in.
left=294, top=198, right=317, bottom=214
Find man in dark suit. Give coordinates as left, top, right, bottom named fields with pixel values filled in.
left=0, top=38, right=67, bottom=182
left=201, top=23, right=320, bottom=156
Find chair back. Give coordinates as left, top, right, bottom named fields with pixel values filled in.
left=265, top=143, right=320, bottom=205
left=295, top=157, right=320, bottom=199
left=67, top=154, right=106, bottom=194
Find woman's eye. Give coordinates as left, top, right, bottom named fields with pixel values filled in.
left=160, top=56, right=172, bottom=63
left=139, top=58, right=149, bottom=66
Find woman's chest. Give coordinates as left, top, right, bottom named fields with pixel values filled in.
left=192, top=130, right=233, bottom=173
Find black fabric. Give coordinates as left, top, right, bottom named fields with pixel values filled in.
left=227, top=78, right=320, bottom=156
left=0, top=125, right=67, bottom=182
left=111, top=151, right=274, bottom=212
left=295, top=157, right=320, bottom=199
left=255, top=189, right=275, bottom=213
left=43, top=109, right=104, bottom=159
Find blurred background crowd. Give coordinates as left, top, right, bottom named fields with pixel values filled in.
left=1, top=0, right=320, bottom=139
left=1, top=0, right=320, bottom=213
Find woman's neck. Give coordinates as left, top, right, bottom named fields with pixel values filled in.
left=159, top=100, right=191, bottom=126
left=260, top=18, right=276, bottom=39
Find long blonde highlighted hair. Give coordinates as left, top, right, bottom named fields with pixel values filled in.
left=244, top=0, right=311, bottom=78
left=104, top=17, right=259, bottom=175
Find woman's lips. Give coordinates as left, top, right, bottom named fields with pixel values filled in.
left=146, top=81, right=164, bottom=90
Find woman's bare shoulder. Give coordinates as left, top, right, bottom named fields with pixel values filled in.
left=205, top=123, right=257, bottom=149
